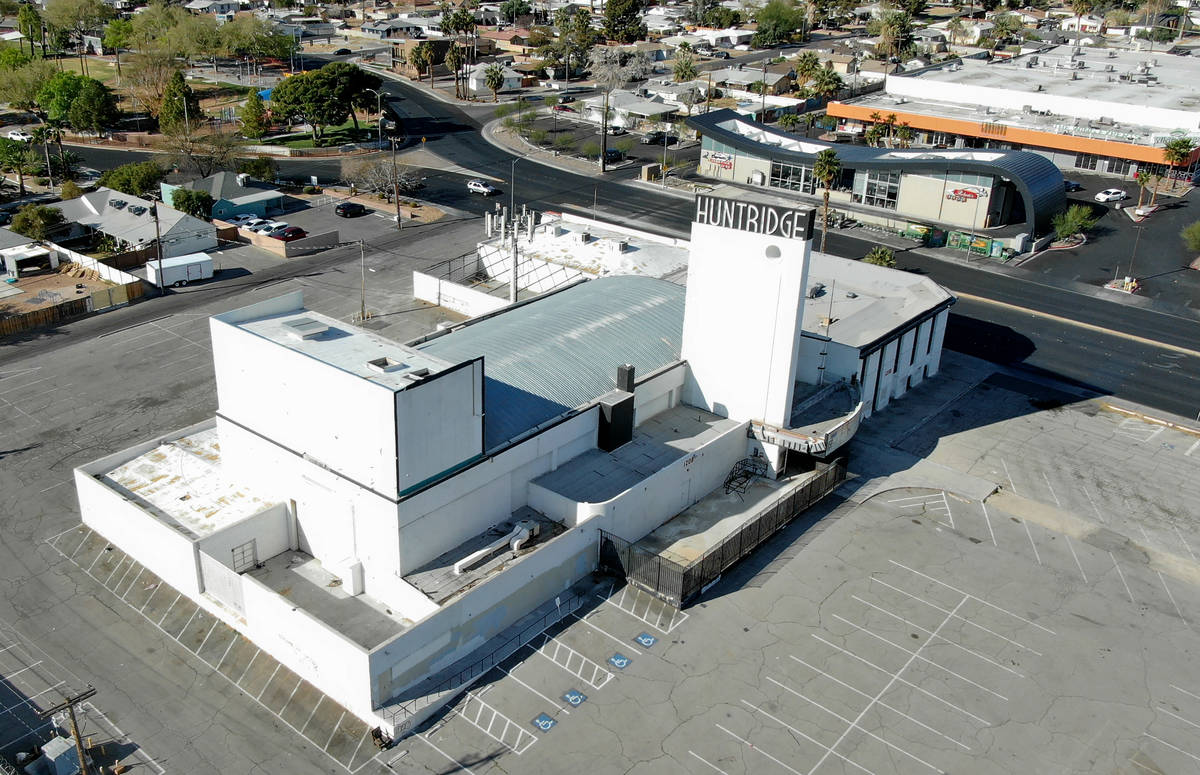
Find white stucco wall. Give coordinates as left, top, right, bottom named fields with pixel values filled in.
left=395, top=361, right=484, bottom=494
left=196, top=502, right=294, bottom=569
left=632, top=362, right=687, bottom=425
left=211, top=319, right=402, bottom=498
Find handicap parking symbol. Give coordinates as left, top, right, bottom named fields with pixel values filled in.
left=635, top=632, right=657, bottom=649
left=532, top=713, right=557, bottom=733
left=562, top=689, right=588, bottom=706
left=608, top=652, right=631, bottom=669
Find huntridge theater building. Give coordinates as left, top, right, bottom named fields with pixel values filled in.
left=689, top=109, right=1066, bottom=255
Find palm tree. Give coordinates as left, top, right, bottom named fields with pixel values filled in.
left=673, top=50, right=697, bottom=82
left=813, top=148, right=841, bottom=254
left=947, top=17, right=964, bottom=44
left=811, top=67, right=843, bottom=102
left=409, top=42, right=434, bottom=84
left=446, top=44, right=465, bottom=99
left=0, top=140, right=39, bottom=197
left=777, top=113, right=802, bottom=132
left=794, top=51, right=821, bottom=91
left=1161, top=137, right=1196, bottom=199
left=484, top=63, right=505, bottom=102
left=1134, top=170, right=1151, bottom=209
left=1070, top=0, right=1094, bottom=36
left=896, top=123, right=915, bottom=148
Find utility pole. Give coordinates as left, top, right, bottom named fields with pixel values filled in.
left=150, top=204, right=164, bottom=292
left=705, top=71, right=713, bottom=114
left=761, top=60, right=768, bottom=119
left=599, top=90, right=610, bottom=173
left=40, top=687, right=97, bottom=775
left=391, top=139, right=402, bottom=232
left=359, top=239, right=367, bottom=321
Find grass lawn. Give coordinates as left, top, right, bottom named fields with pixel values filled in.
left=262, top=118, right=379, bottom=148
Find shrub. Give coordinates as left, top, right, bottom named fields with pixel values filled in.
left=303, top=185, right=320, bottom=194
left=527, top=129, right=548, bottom=146
left=35, top=178, right=49, bottom=187
left=580, top=140, right=601, bottom=160
left=1182, top=221, right=1200, bottom=254
left=60, top=180, right=84, bottom=200
left=863, top=246, right=897, bottom=267
left=1052, top=203, right=1098, bottom=241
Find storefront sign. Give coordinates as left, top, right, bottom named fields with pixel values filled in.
left=694, top=194, right=814, bottom=240
left=946, top=187, right=988, bottom=203
left=703, top=151, right=734, bottom=170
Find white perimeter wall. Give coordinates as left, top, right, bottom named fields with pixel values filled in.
left=162, top=221, right=219, bottom=258
left=412, top=271, right=509, bottom=317
left=859, top=310, right=947, bottom=417
left=886, top=71, right=1198, bottom=131
left=211, top=318, right=401, bottom=497
left=682, top=220, right=810, bottom=427
left=633, top=363, right=687, bottom=426
left=395, top=408, right=598, bottom=574
left=197, top=503, right=294, bottom=570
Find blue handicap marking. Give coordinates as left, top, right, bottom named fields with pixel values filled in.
left=635, top=632, right=657, bottom=649
left=532, top=713, right=557, bottom=733
left=562, top=689, right=588, bottom=706
left=608, top=652, right=631, bottom=669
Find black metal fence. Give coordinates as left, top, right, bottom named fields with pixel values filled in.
left=598, top=459, right=847, bottom=608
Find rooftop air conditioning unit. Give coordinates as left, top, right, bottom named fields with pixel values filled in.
left=1105, top=63, right=1114, bottom=71
left=1108, top=49, right=1117, bottom=58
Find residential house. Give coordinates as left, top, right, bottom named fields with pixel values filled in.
left=581, top=90, right=676, bottom=129
left=185, top=0, right=240, bottom=14
left=0, top=227, right=56, bottom=280
left=913, top=28, right=948, bottom=52
left=695, top=27, right=755, bottom=48
left=465, top=62, right=523, bottom=95
left=480, top=28, right=536, bottom=54
left=54, top=188, right=218, bottom=259
left=708, top=65, right=794, bottom=95
left=361, top=19, right=425, bottom=39
left=161, top=172, right=287, bottom=222
left=619, top=40, right=673, bottom=62
left=1059, top=14, right=1105, bottom=33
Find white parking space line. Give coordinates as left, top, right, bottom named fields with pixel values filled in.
left=0, top=681, right=65, bottom=715
left=1041, top=472, right=1062, bottom=508
left=716, top=723, right=807, bottom=775
left=784, top=660, right=969, bottom=750
left=1158, top=707, right=1200, bottom=731
left=415, top=732, right=478, bottom=775
left=452, top=690, right=537, bottom=755
left=1173, top=526, right=1197, bottom=562
left=889, top=560, right=1057, bottom=635
left=757, top=681, right=943, bottom=774
left=495, top=664, right=569, bottom=715
left=533, top=633, right=613, bottom=689
left=943, top=491, right=954, bottom=530
left=808, top=597, right=968, bottom=775
left=688, top=749, right=730, bottom=774
left=1110, top=553, right=1135, bottom=604
left=981, top=502, right=997, bottom=546
left=1172, top=684, right=1200, bottom=702
left=0, top=375, right=52, bottom=396
left=597, top=585, right=687, bottom=635
left=571, top=612, right=641, bottom=653
left=1186, top=439, right=1200, bottom=457
left=832, top=614, right=1008, bottom=701
left=850, top=595, right=1025, bottom=678
left=810, top=636, right=989, bottom=725
left=1156, top=572, right=1190, bottom=628
left=1145, top=733, right=1200, bottom=764
left=744, top=701, right=880, bottom=775
left=869, top=577, right=1044, bottom=656
left=1082, top=486, right=1106, bottom=523
left=1000, top=459, right=1019, bottom=495
left=1064, top=535, right=1088, bottom=583
left=3, top=661, right=43, bottom=681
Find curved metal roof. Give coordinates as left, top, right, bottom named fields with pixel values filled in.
left=687, top=109, right=1065, bottom=233
left=417, top=276, right=685, bottom=451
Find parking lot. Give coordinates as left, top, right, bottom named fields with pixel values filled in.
left=516, top=112, right=703, bottom=171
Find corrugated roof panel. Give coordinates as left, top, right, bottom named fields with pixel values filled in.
left=418, top=276, right=685, bottom=450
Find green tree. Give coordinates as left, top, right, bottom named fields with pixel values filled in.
left=753, top=0, right=803, bottom=47
left=1181, top=221, right=1200, bottom=254
left=500, top=0, right=531, bottom=22
left=777, top=112, right=802, bottom=131
left=37, top=71, right=85, bottom=123
left=673, top=49, right=697, bottom=82
left=1051, top=203, right=1098, bottom=240
left=0, top=139, right=39, bottom=196
left=237, top=156, right=277, bottom=181
left=604, top=0, right=647, bottom=43
left=239, top=91, right=268, bottom=139
left=0, top=43, right=29, bottom=71
left=1160, top=137, right=1196, bottom=203
left=60, top=180, right=84, bottom=199
left=794, top=50, right=821, bottom=90
left=813, top=147, right=841, bottom=253
left=317, top=62, right=382, bottom=132
left=408, top=41, right=434, bottom=84
left=17, top=5, right=41, bottom=57
left=269, top=69, right=348, bottom=142
left=103, top=18, right=133, bottom=79
left=67, top=78, right=118, bottom=133
left=703, top=7, right=740, bottom=26
left=171, top=188, right=214, bottom=220
left=10, top=204, right=65, bottom=240
left=159, top=69, right=200, bottom=134
left=875, top=11, right=913, bottom=59
left=896, top=122, right=915, bottom=148
left=97, top=160, right=165, bottom=197
left=810, top=66, right=843, bottom=100
left=484, top=62, right=506, bottom=102
left=863, top=246, right=896, bottom=267
left=44, top=0, right=113, bottom=75
left=991, top=12, right=1022, bottom=43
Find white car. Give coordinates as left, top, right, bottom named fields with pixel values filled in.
left=226, top=214, right=259, bottom=226
left=7, top=129, right=33, bottom=142
left=467, top=179, right=498, bottom=196
left=249, top=220, right=284, bottom=233
left=1094, top=188, right=1128, bottom=203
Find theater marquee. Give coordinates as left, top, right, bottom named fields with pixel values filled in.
left=694, top=194, right=814, bottom=241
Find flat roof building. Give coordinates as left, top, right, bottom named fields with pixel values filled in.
left=826, top=46, right=1200, bottom=182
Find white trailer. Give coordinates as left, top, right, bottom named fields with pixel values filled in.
left=147, top=252, right=214, bottom=288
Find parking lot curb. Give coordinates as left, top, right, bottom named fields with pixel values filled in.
left=1098, top=401, right=1200, bottom=438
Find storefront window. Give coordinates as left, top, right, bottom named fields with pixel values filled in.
left=852, top=170, right=900, bottom=210
left=769, top=161, right=815, bottom=193
left=1074, top=153, right=1099, bottom=170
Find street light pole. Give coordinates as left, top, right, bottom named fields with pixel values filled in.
left=359, top=239, right=367, bottom=321
left=510, top=157, right=518, bottom=218
left=365, top=88, right=383, bottom=146
left=391, top=138, right=402, bottom=232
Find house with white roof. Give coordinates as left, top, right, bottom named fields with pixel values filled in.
left=54, top=188, right=218, bottom=259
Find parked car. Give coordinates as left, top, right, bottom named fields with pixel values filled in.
left=334, top=48, right=352, bottom=55
left=240, top=218, right=268, bottom=231
left=710, top=50, right=731, bottom=59
left=335, top=202, right=369, bottom=217
left=641, top=131, right=678, bottom=145
left=603, top=149, right=623, bottom=163
left=558, top=94, right=576, bottom=103
left=467, top=179, right=498, bottom=196
left=250, top=220, right=285, bottom=233
left=225, top=213, right=260, bottom=226
left=606, top=125, right=627, bottom=135
left=552, top=104, right=576, bottom=113
left=1064, top=180, right=1083, bottom=192
left=263, top=223, right=293, bottom=238
left=1094, top=188, right=1128, bottom=203
left=7, top=129, right=32, bottom=142
left=274, top=226, right=308, bottom=242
